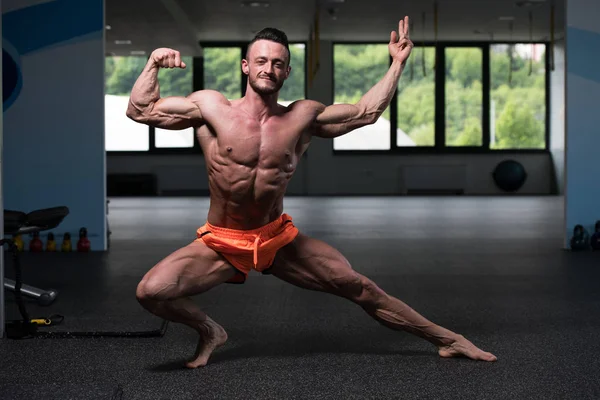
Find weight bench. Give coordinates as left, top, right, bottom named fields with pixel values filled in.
left=3, top=206, right=69, bottom=306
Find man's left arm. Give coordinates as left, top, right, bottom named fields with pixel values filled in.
left=313, top=16, right=413, bottom=138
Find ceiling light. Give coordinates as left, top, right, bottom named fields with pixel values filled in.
left=130, top=50, right=146, bottom=55
left=105, top=25, right=111, bottom=30
left=114, top=40, right=131, bottom=45
left=515, top=0, right=546, bottom=7
left=241, top=1, right=270, bottom=7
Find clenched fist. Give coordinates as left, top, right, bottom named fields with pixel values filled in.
left=150, top=48, right=186, bottom=69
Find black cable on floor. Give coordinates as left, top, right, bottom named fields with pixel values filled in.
left=2, top=237, right=169, bottom=339
left=2, top=238, right=38, bottom=339
left=34, top=320, right=169, bottom=338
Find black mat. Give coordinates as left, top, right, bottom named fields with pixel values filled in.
left=3, top=197, right=600, bottom=400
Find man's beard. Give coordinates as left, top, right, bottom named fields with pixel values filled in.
left=249, top=75, right=284, bottom=95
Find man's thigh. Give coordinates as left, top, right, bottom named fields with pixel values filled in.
left=140, top=239, right=237, bottom=299
left=269, top=233, right=363, bottom=296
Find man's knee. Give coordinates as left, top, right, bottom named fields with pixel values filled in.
left=136, top=276, right=175, bottom=302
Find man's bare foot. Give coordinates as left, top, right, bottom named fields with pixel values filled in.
left=185, top=319, right=228, bottom=368
left=438, top=334, right=497, bottom=362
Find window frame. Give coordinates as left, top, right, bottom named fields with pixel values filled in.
left=106, top=41, right=307, bottom=156
left=331, top=40, right=550, bottom=155
left=104, top=54, right=201, bottom=156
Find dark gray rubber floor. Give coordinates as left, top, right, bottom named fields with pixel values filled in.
left=2, top=196, right=600, bottom=400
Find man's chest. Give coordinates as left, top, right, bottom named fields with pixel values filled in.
left=206, top=111, right=309, bottom=166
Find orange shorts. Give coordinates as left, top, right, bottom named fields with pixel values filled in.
left=196, top=213, right=299, bottom=284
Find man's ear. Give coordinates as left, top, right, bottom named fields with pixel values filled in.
left=285, top=65, right=291, bottom=80
left=241, top=59, right=249, bottom=75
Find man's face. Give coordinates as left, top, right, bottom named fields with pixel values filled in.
left=242, top=40, right=291, bottom=95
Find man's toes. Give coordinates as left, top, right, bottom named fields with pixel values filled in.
left=185, top=358, right=208, bottom=368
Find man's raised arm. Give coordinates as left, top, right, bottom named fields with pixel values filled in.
left=126, top=48, right=205, bottom=130
left=314, top=16, right=413, bottom=138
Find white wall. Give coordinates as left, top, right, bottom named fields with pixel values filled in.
left=1, top=0, right=5, bottom=339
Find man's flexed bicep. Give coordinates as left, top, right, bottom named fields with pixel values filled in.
left=126, top=48, right=211, bottom=130
left=128, top=92, right=205, bottom=130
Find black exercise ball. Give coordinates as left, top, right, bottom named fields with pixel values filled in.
left=493, top=160, right=527, bottom=192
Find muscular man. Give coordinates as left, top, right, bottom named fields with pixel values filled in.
left=127, top=17, right=497, bottom=368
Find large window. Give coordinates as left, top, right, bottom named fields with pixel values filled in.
left=397, top=47, right=435, bottom=146
left=490, top=44, right=546, bottom=149
left=105, top=56, right=150, bottom=151
left=106, top=43, right=306, bottom=154
left=445, top=47, right=483, bottom=147
left=204, top=47, right=242, bottom=99
left=106, top=42, right=546, bottom=154
left=105, top=55, right=194, bottom=152
left=333, top=42, right=548, bottom=153
left=333, top=44, right=391, bottom=150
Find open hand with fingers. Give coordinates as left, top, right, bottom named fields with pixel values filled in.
left=389, top=16, right=414, bottom=65
left=150, top=48, right=187, bottom=69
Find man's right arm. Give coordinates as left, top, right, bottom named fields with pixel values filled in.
left=126, top=48, right=204, bottom=130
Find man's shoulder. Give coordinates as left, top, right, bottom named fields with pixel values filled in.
left=188, top=90, right=231, bottom=106
left=284, top=99, right=326, bottom=115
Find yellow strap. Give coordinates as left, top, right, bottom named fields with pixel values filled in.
left=30, top=319, right=51, bottom=325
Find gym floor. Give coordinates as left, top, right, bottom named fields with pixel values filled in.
left=2, top=196, right=600, bottom=400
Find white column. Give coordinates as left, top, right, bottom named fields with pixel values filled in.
left=565, top=0, right=600, bottom=247
left=1, top=0, right=6, bottom=339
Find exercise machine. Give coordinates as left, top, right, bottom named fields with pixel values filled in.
left=3, top=206, right=68, bottom=305
left=2, top=205, right=168, bottom=339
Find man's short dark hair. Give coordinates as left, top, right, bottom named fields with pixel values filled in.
left=247, top=27, right=290, bottom=63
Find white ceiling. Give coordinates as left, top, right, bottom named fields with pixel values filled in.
left=105, top=0, right=565, bottom=56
